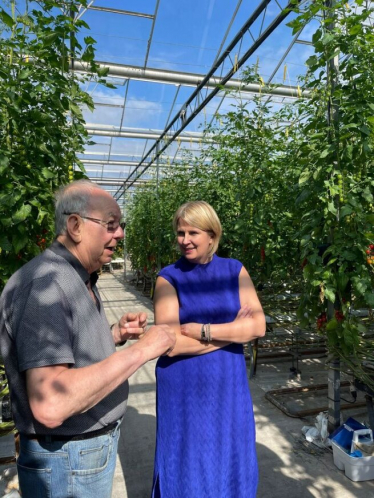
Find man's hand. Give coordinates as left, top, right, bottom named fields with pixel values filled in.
left=112, top=312, right=148, bottom=344
left=136, top=324, right=176, bottom=360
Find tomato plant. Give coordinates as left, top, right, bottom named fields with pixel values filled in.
left=125, top=0, right=374, bottom=387
left=0, top=1, right=110, bottom=290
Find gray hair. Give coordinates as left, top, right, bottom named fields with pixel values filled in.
left=54, top=180, right=105, bottom=235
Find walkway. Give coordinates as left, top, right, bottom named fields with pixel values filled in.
left=1, top=272, right=374, bottom=497
left=99, top=271, right=374, bottom=498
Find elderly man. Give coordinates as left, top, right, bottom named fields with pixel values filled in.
left=0, top=180, right=175, bottom=498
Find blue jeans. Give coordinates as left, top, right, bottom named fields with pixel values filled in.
left=17, top=423, right=120, bottom=498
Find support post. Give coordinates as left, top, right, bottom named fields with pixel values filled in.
left=156, top=143, right=161, bottom=274
left=325, top=0, right=341, bottom=432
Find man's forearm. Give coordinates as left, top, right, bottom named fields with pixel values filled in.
left=27, top=323, right=175, bottom=429
left=27, top=344, right=147, bottom=429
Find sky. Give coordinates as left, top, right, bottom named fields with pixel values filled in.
left=3, top=0, right=323, bottom=199
left=68, top=0, right=318, bottom=195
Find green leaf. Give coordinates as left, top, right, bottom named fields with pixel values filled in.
left=357, top=324, right=367, bottom=334
left=340, top=206, right=352, bottom=218
left=12, top=204, right=32, bottom=224
left=0, top=217, right=13, bottom=227
left=0, top=8, right=15, bottom=28
left=19, top=68, right=31, bottom=80
left=300, top=234, right=311, bottom=247
left=69, top=102, right=82, bottom=117
left=341, top=251, right=356, bottom=262
left=325, top=287, right=335, bottom=303
left=41, top=32, right=59, bottom=46
left=12, top=233, right=28, bottom=253
left=37, top=209, right=48, bottom=224
left=321, top=33, right=334, bottom=46
left=336, top=274, right=349, bottom=291
left=298, top=170, right=310, bottom=184
left=0, top=154, right=10, bottom=167
left=362, top=187, right=373, bottom=203
left=353, top=279, right=367, bottom=295
left=319, top=148, right=330, bottom=159
left=327, top=202, right=337, bottom=215
left=349, top=24, right=362, bottom=36
left=365, top=294, right=374, bottom=307
left=0, top=235, right=12, bottom=252
left=41, top=167, right=55, bottom=179
left=97, top=66, right=109, bottom=77
left=84, top=36, right=96, bottom=45
left=326, top=317, right=338, bottom=331
left=359, top=125, right=371, bottom=136
left=341, top=123, right=358, bottom=130
left=306, top=55, right=318, bottom=67
left=0, top=194, right=14, bottom=207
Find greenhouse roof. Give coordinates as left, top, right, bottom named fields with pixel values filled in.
left=73, top=0, right=318, bottom=205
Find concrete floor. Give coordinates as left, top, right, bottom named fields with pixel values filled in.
left=99, top=271, right=374, bottom=498
left=1, top=270, right=374, bottom=497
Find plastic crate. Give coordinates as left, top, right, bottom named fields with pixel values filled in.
left=332, top=441, right=374, bottom=482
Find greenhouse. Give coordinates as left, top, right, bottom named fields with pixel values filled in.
left=1, top=0, right=374, bottom=496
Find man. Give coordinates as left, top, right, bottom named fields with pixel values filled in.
left=0, top=180, right=175, bottom=498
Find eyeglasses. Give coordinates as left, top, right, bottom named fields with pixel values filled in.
left=63, top=213, right=121, bottom=233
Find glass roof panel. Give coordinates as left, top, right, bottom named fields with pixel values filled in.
left=70, top=0, right=322, bottom=199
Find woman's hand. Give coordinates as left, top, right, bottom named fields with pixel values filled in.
left=180, top=307, right=252, bottom=341
left=180, top=322, right=201, bottom=340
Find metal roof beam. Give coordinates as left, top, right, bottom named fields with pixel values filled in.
left=84, top=124, right=211, bottom=143
left=82, top=159, right=193, bottom=168
left=143, top=0, right=160, bottom=68
left=91, top=179, right=149, bottom=186
left=115, top=0, right=300, bottom=197
left=87, top=6, right=154, bottom=19
left=73, top=60, right=309, bottom=98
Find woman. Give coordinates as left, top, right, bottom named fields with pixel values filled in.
left=152, top=201, right=266, bottom=498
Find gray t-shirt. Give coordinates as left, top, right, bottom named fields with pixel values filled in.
left=0, top=246, right=128, bottom=435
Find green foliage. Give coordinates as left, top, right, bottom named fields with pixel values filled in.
left=0, top=364, right=14, bottom=436
left=125, top=170, right=191, bottom=278
left=125, top=1, right=374, bottom=386
left=0, top=1, right=107, bottom=290
left=287, top=0, right=374, bottom=381
left=126, top=76, right=303, bottom=285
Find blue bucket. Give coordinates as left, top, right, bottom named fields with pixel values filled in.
left=329, top=417, right=367, bottom=452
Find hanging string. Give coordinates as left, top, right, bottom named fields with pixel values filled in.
left=254, top=57, right=259, bottom=75
left=259, top=76, right=265, bottom=94
left=283, top=64, right=287, bottom=83
left=233, top=54, right=238, bottom=73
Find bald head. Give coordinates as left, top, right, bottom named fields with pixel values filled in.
left=55, top=180, right=116, bottom=236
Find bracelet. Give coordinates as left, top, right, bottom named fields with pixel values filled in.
left=201, top=323, right=211, bottom=342
left=206, top=323, right=211, bottom=342
left=201, top=324, right=206, bottom=341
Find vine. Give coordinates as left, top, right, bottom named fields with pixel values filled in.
left=0, top=0, right=110, bottom=290
left=125, top=1, right=374, bottom=387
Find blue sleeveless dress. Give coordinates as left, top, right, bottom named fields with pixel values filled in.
left=152, top=255, right=258, bottom=498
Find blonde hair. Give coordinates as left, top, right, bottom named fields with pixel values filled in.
left=172, top=201, right=222, bottom=256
